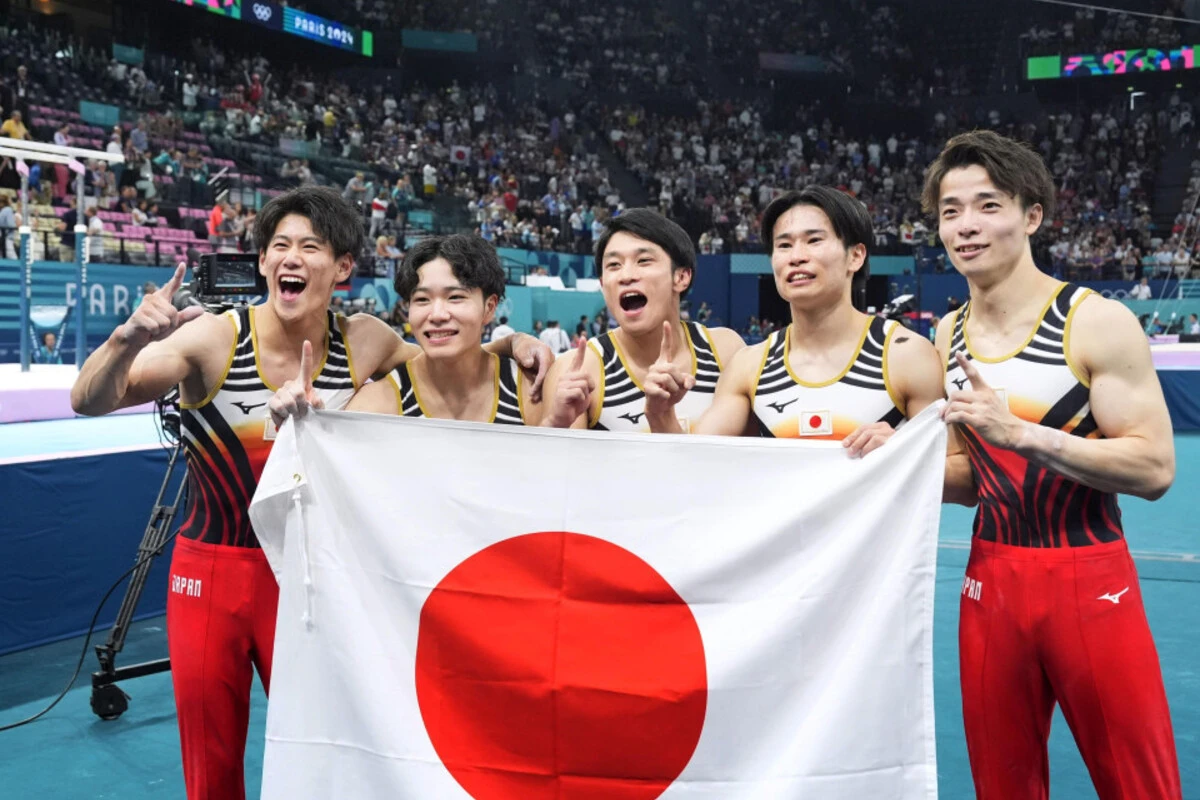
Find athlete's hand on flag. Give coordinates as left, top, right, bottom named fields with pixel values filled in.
left=842, top=421, right=895, bottom=459
left=511, top=332, right=553, bottom=402
left=942, top=351, right=1023, bottom=449
left=269, top=340, right=325, bottom=428
left=644, top=321, right=695, bottom=420
left=118, top=262, right=204, bottom=348
left=544, top=339, right=594, bottom=427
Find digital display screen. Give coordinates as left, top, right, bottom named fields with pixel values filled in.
left=1028, top=46, right=1198, bottom=80
left=213, top=258, right=261, bottom=289
left=170, top=0, right=241, bottom=19
left=166, top=0, right=371, bottom=56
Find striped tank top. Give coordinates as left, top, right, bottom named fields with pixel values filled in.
left=945, top=282, right=1122, bottom=547
left=588, top=321, right=722, bottom=433
left=752, top=316, right=905, bottom=439
left=385, top=353, right=526, bottom=424
left=179, top=306, right=357, bottom=547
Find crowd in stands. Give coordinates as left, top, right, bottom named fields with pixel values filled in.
left=1022, top=0, right=1188, bottom=55
left=2, top=2, right=1200, bottom=286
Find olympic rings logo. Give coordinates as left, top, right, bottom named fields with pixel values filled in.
left=253, top=3, right=273, bottom=22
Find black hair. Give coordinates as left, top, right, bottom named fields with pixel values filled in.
left=254, top=185, right=365, bottom=261
left=594, top=208, right=696, bottom=296
left=394, top=234, right=507, bottom=302
left=922, top=130, right=1056, bottom=220
left=761, top=186, right=873, bottom=310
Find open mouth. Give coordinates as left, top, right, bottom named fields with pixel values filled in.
left=956, top=244, right=988, bottom=257
left=786, top=269, right=815, bottom=285
left=619, top=291, right=648, bottom=312
left=278, top=275, right=307, bottom=301
left=425, top=328, right=459, bottom=343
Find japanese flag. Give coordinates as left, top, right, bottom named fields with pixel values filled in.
left=249, top=407, right=946, bottom=799
left=799, top=409, right=833, bottom=436
left=450, top=145, right=470, bottom=164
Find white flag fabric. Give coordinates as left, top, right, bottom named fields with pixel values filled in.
left=249, top=405, right=947, bottom=800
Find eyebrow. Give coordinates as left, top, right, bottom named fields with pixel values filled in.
left=413, top=284, right=469, bottom=293
left=940, top=191, right=1004, bottom=208
left=270, top=234, right=326, bottom=245
left=775, top=228, right=828, bottom=241
left=604, top=247, right=657, bottom=262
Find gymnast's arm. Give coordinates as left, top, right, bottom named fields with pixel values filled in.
left=72, top=264, right=225, bottom=415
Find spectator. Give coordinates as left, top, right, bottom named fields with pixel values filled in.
left=1, top=110, right=32, bottom=140
left=490, top=315, right=516, bottom=342
left=85, top=206, right=105, bottom=262
left=130, top=119, right=149, bottom=154
left=538, top=319, right=571, bottom=353
left=0, top=195, right=15, bottom=258
left=36, top=331, right=61, bottom=365
left=1131, top=277, right=1152, bottom=300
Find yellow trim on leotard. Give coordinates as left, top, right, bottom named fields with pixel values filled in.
left=248, top=305, right=329, bottom=392
left=586, top=339, right=605, bottom=428
left=962, top=283, right=1067, bottom=364
left=782, top=315, right=873, bottom=388
left=610, top=321, right=698, bottom=392
left=880, top=321, right=906, bottom=416
left=180, top=310, right=239, bottom=409
left=1062, top=288, right=1094, bottom=389
left=386, top=370, right=404, bottom=415
left=336, top=313, right=360, bottom=388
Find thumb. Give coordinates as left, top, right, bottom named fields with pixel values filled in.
left=658, top=320, right=675, bottom=362
left=571, top=338, right=587, bottom=371
left=300, top=339, right=315, bottom=390
left=177, top=304, right=205, bottom=325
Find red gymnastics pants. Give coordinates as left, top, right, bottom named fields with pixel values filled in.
left=166, top=536, right=279, bottom=800
left=959, top=538, right=1181, bottom=799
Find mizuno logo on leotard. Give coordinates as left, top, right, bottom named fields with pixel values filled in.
left=232, top=401, right=267, bottom=415
left=950, top=377, right=968, bottom=391
left=619, top=412, right=645, bottom=425
left=767, top=398, right=798, bottom=414
left=1098, top=587, right=1129, bottom=604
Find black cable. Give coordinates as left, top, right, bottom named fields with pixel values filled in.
left=0, top=530, right=178, bottom=733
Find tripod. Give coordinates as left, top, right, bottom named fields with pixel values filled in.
left=90, top=438, right=187, bottom=720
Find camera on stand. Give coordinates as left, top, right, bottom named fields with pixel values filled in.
left=174, top=253, right=267, bottom=314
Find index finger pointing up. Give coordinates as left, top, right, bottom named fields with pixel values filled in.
left=299, top=339, right=315, bottom=390
left=570, top=337, right=587, bottom=371
left=658, top=320, right=675, bottom=363
left=955, top=351, right=989, bottom=390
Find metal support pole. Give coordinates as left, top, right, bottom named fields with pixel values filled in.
left=74, top=169, right=87, bottom=368
left=17, top=174, right=31, bottom=372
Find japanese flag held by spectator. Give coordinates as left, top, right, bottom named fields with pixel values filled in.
left=249, top=407, right=946, bottom=799
left=450, top=145, right=470, bottom=164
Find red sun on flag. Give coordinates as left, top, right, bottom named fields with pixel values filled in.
left=415, top=531, right=708, bottom=799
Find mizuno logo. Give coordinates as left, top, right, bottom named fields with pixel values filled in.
left=950, top=377, right=969, bottom=391
left=232, top=401, right=267, bottom=415
left=619, top=412, right=645, bottom=425
left=1098, top=587, right=1129, bottom=605
left=767, top=398, right=798, bottom=414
